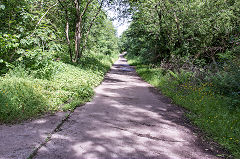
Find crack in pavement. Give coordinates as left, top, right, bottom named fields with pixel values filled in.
left=99, top=119, right=187, bottom=143
left=27, top=111, right=72, bottom=159
left=127, top=119, right=156, bottom=127
left=110, top=125, right=186, bottom=143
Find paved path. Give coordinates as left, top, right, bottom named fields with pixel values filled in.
left=33, top=55, right=219, bottom=159
left=0, top=54, right=221, bottom=159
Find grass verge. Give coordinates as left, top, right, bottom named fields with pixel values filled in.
left=0, top=52, right=118, bottom=124
left=127, top=56, right=240, bottom=158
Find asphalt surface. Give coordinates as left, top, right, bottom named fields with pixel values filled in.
left=35, top=55, right=219, bottom=159
left=0, top=54, right=220, bottom=159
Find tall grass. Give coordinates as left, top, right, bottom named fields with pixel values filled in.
left=127, top=57, right=240, bottom=158
left=0, top=52, right=118, bottom=123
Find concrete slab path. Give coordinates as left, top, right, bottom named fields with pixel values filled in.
left=0, top=111, right=68, bottom=159
left=0, top=54, right=221, bottom=159
left=35, top=55, right=220, bottom=159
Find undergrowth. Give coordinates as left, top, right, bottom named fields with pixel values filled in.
left=127, top=56, right=240, bottom=158
left=0, top=52, right=118, bottom=124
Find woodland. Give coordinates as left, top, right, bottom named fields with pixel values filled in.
left=0, top=0, right=239, bottom=158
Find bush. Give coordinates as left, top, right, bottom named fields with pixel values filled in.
left=209, top=63, right=240, bottom=97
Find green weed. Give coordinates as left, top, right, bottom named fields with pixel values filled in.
left=0, top=52, right=118, bottom=124
left=0, top=77, right=48, bottom=123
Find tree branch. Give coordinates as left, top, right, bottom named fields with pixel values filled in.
left=58, top=0, right=73, bottom=61
left=80, top=0, right=93, bottom=19
left=30, top=2, right=58, bottom=37
left=81, top=0, right=104, bottom=52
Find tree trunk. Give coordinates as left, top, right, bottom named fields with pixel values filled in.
left=65, top=21, right=73, bottom=62
left=81, top=0, right=104, bottom=53
left=74, top=20, right=81, bottom=62
left=173, top=11, right=183, bottom=48
left=58, top=0, right=73, bottom=62
left=73, top=0, right=92, bottom=63
left=73, top=0, right=81, bottom=63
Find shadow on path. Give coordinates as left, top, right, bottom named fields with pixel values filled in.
left=33, top=54, right=224, bottom=159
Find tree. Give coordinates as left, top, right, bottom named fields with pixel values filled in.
left=120, top=0, right=240, bottom=65
left=0, top=0, right=120, bottom=74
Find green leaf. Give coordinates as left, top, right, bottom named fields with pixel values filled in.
left=0, top=5, right=5, bottom=10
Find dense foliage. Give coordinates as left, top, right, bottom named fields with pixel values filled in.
left=120, top=0, right=240, bottom=157
left=0, top=0, right=119, bottom=123
left=0, top=0, right=118, bottom=73
left=121, top=0, right=239, bottom=63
